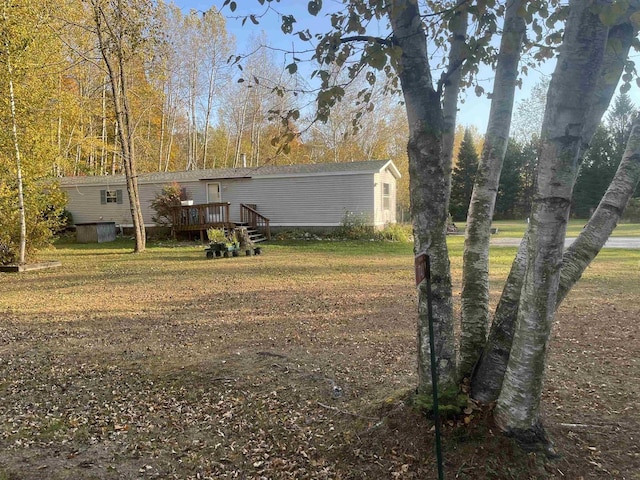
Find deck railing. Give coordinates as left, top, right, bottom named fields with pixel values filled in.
left=171, top=202, right=232, bottom=232
left=240, top=203, right=271, bottom=240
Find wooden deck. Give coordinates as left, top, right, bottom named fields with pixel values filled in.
left=171, top=202, right=270, bottom=241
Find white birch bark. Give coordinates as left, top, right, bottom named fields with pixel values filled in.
left=3, top=6, right=27, bottom=264
left=495, top=0, right=611, bottom=444
left=390, top=0, right=457, bottom=394
left=459, top=0, right=525, bottom=379
left=557, top=113, right=640, bottom=304
left=471, top=13, right=638, bottom=404
left=440, top=2, right=467, bottom=179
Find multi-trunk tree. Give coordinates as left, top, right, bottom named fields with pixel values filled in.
left=233, top=0, right=640, bottom=451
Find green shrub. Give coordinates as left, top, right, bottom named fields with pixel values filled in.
left=378, top=223, right=412, bottom=242
left=0, top=178, right=67, bottom=264
left=206, top=228, right=227, bottom=243
left=336, top=211, right=376, bottom=240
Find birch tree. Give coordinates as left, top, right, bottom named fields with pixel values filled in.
left=0, top=0, right=67, bottom=264
left=471, top=3, right=639, bottom=406
left=235, top=0, right=640, bottom=451
left=458, top=0, right=526, bottom=379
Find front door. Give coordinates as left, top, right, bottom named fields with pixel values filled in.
left=206, top=183, right=222, bottom=222
left=207, top=183, right=221, bottom=203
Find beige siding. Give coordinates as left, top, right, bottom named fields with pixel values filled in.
left=64, top=182, right=131, bottom=225
left=221, top=174, right=374, bottom=226
left=62, top=170, right=395, bottom=227
left=373, top=168, right=397, bottom=225
left=64, top=181, right=205, bottom=227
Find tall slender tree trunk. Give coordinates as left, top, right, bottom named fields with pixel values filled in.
left=165, top=110, right=176, bottom=172
left=100, top=78, right=108, bottom=175
left=92, top=0, right=146, bottom=253
left=440, top=2, right=467, bottom=175
left=390, top=0, right=457, bottom=394
left=494, top=0, right=610, bottom=445
left=112, top=119, right=118, bottom=175
left=234, top=99, right=248, bottom=167
left=3, top=23, right=27, bottom=264
left=118, top=54, right=145, bottom=250
left=202, top=67, right=217, bottom=169
left=458, top=0, right=526, bottom=379
left=471, top=14, right=637, bottom=403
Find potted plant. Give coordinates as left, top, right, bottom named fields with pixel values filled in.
left=206, top=228, right=239, bottom=258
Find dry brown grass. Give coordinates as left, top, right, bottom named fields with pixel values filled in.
left=0, top=238, right=638, bottom=479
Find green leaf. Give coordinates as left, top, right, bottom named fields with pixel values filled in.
left=286, top=62, right=298, bottom=74
left=308, top=0, right=322, bottom=16
left=281, top=15, right=295, bottom=34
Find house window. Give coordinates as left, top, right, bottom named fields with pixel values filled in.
left=383, top=183, right=391, bottom=210
left=100, top=189, right=123, bottom=205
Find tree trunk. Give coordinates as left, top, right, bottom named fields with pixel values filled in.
left=471, top=13, right=637, bottom=404
left=494, top=0, right=610, bottom=445
left=101, top=77, right=108, bottom=175
left=92, top=0, right=146, bottom=253
left=440, top=3, right=467, bottom=172
left=558, top=113, right=640, bottom=303
left=390, top=0, right=457, bottom=395
left=202, top=66, right=217, bottom=169
left=458, top=0, right=526, bottom=379
left=3, top=23, right=27, bottom=264
left=471, top=230, right=528, bottom=402
left=118, top=53, right=146, bottom=251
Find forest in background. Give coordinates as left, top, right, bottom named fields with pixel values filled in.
left=1, top=0, right=639, bottom=260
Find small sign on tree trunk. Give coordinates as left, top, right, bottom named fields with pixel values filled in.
left=415, top=253, right=427, bottom=286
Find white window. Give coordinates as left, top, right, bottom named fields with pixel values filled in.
left=383, top=183, right=391, bottom=210
left=105, top=191, right=118, bottom=203
left=100, top=189, right=122, bottom=204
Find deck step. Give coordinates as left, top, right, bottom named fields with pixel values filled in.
left=247, top=228, right=267, bottom=243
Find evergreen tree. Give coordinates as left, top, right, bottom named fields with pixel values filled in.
left=515, top=138, right=538, bottom=217
left=572, top=125, right=618, bottom=217
left=605, top=93, right=638, bottom=198
left=450, top=128, right=479, bottom=221
left=607, top=93, right=635, bottom=154
left=495, top=139, right=524, bottom=219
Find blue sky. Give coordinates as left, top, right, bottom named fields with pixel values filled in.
left=172, top=1, right=635, bottom=134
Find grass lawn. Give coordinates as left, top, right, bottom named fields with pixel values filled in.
left=0, top=238, right=638, bottom=479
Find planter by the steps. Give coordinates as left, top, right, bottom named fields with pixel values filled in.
left=205, top=242, right=240, bottom=259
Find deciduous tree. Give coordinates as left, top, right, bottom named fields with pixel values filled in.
left=227, top=0, right=640, bottom=451
left=88, top=0, right=156, bottom=253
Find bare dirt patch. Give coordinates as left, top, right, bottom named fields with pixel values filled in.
left=0, top=240, right=638, bottom=479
